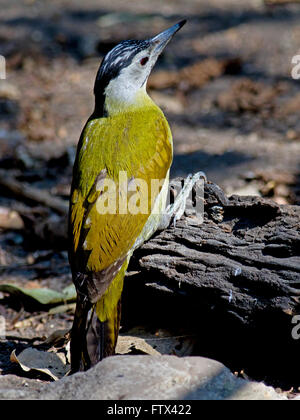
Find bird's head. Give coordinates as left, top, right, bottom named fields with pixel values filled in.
left=93, top=20, right=186, bottom=115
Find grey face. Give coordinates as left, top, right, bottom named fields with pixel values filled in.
left=93, top=20, right=186, bottom=113
left=94, top=39, right=151, bottom=95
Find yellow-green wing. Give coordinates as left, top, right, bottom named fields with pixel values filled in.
left=69, top=105, right=172, bottom=300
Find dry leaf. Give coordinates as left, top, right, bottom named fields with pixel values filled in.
left=118, top=327, right=195, bottom=357
left=116, top=335, right=160, bottom=356
left=44, top=329, right=70, bottom=346
left=0, top=283, right=76, bottom=306
left=10, top=348, right=69, bottom=381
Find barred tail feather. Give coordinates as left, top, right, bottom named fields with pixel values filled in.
left=70, top=294, right=92, bottom=373
left=70, top=264, right=126, bottom=372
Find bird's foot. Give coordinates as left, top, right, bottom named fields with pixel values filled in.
left=159, top=171, right=207, bottom=230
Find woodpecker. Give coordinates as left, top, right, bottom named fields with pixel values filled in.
left=69, top=20, right=186, bottom=372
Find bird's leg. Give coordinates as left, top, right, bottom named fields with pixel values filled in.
left=159, top=171, right=207, bottom=230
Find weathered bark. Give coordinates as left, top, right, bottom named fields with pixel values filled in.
left=123, top=180, right=300, bottom=386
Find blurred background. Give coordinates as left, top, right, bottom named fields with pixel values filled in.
left=0, top=0, right=300, bottom=381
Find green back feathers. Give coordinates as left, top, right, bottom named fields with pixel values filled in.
left=69, top=97, right=172, bottom=274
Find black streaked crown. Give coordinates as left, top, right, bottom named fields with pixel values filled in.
left=94, top=39, right=150, bottom=96
left=92, top=39, right=150, bottom=117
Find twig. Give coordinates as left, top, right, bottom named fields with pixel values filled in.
left=0, top=170, right=68, bottom=215
left=2, top=335, right=45, bottom=343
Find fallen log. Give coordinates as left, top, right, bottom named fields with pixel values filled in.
left=8, top=172, right=300, bottom=386
left=123, top=179, right=300, bottom=387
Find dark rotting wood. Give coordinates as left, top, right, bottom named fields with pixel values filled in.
left=123, top=178, right=300, bottom=387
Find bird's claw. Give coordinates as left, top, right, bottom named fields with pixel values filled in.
left=159, top=171, right=207, bottom=230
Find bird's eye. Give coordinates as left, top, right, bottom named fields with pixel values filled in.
left=140, top=57, right=149, bottom=66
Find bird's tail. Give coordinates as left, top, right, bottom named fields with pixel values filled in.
left=70, top=264, right=126, bottom=373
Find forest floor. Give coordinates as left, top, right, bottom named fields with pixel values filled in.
left=0, top=0, right=299, bottom=395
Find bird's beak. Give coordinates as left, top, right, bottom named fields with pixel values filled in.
left=150, top=20, right=186, bottom=56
